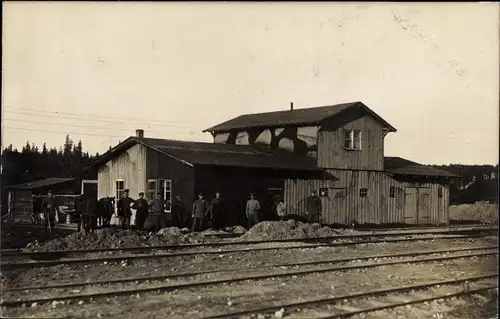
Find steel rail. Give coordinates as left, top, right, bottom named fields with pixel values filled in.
left=4, top=245, right=496, bottom=293
left=202, top=274, right=498, bottom=319
left=1, top=234, right=492, bottom=270
left=2, top=226, right=497, bottom=258
left=319, top=285, right=498, bottom=319
left=1, top=250, right=496, bottom=308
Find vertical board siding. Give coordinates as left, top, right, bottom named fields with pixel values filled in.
left=285, top=170, right=450, bottom=225
left=147, top=149, right=195, bottom=208
left=97, top=143, right=147, bottom=224
left=317, top=115, right=385, bottom=170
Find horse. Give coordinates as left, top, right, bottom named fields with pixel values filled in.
left=96, top=197, right=115, bottom=227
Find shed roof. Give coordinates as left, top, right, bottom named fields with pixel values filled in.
left=384, top=157, right=458, bottom=177
left=203, top=101, right=397, bottom=133
left=86, top=137, right=321, bottom=172
left=7, top=178, right=76, bottom=190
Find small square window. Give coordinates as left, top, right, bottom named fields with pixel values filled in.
left=390, top=186, right=396, bottom=198
left=343, top=129, right=362, bottom=150
left=359, top=188, right=368, bottom=197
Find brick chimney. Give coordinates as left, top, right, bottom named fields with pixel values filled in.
left=135, top=129, right=144, bottom=138
left=290, top=102, right=294, bottom=111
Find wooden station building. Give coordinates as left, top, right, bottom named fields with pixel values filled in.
left=85, top=101, right=457, bottom=226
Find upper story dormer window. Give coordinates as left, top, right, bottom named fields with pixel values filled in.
left=344, top=129, right=362, bottom=150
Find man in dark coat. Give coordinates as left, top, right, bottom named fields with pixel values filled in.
left=41, top=190, right=59, bottom=232
left=133, top=192, right=149, bottom=230
left=172, top=196, right=187, bottom=228
left=117, top=189, right=135, bottom=229
left=192, top=193, right=209, bottom=232
left=210, top=192, right=225, bottom=229
left=149, top=192, right=167, bottom=231
left=305, top=190, right=322, bottom=223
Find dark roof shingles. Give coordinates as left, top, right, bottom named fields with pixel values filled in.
left=140, top=138, right=320, bottom=171
left=203, top=101, right=396, bottom=133
left=384, top=157, right=457, bottom=177
left=204, top=102, right=357, bottom=132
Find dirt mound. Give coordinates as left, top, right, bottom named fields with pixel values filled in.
left=23, top=227, right=217, bottom=252
left=237, top=220, right=340, bottom=241
left=223, top=225, right=247, bottom=234
left=449, top=203, right=499, bottom=224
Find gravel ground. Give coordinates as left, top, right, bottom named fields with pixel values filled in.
left=4, top=249, right=496, bottom=301
left=3, top=237, right=497, bottom=289
left=2, top=255, right=496, bottom=318
left=284, top=278, right=497, bottom=318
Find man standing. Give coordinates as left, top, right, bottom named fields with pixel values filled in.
left=150, top=192, right=166, bottom=231
left=41, top=190, right=59, bottom=233
left=210, top=192, right=224, bottom=229
left=245, top=193, right=260, bottom=229
left=192, top=193, right=209, bottom=232
left=172, top=196, right=187, bottom=228
left=276, top=196, right=286, bottom=221
left=306, top=189, right=322, bottom=223
left=117, top=189, right=135, bottom=229
left=133, top=192, right=149, bottom=230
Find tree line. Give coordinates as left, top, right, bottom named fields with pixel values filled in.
left=430, top=164, right=498, bottom=204
left=2, top=135, right=98, bottom=187
left=1, top=137, right=497, bottom=205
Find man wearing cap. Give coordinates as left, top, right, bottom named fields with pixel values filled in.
left=306, top=189, right=322, bottom=223
left=117, top=189, right=135, bottom=229
left=133, top=192, right=149, bottom=230
left=41, top=190, right=59, bottom=233
left=149, top=192, right=166, bottom=230
left=192, top=193, right=209, bottom=232
left=245, top=193, right=261, bottom=229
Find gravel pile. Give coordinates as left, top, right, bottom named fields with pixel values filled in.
left=23, top=227, right=241, bottom=252
left=449, top=203, right=499, bottom=224
left=237, top=220, right=343, bottom=241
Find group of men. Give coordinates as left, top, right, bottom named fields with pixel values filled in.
left=34, top=188, right=324, bottom=233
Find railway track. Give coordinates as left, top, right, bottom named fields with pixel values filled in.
left=202, top=274, right=498, bottom=319
left=1, top=233, right=494, bottom=269
left=4, top=245, right=496, bottom=293
left=2, top=226, right=497, bottom=261
left=1, top=248, right=496, bottom=308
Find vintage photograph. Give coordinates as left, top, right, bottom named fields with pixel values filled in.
left=1, top=2, right=498, bottom=318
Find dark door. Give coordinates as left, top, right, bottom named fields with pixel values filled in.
left=82, top=182, right=98, bottom=199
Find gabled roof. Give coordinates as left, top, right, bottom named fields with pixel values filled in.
left=85, top=137, right=321, bottom=172
left=203, top=101, right=397, bottom=133
left=384, top=157, right=458, bottom=178
left=7, top=178, right=76, bottom=190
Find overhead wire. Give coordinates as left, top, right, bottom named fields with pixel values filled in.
left=3, top=118, right=201, bottom=135
left=3, top=107, right=207, bottom=126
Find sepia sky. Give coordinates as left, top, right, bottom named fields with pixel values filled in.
left=2, top=2, right=499, bottom=165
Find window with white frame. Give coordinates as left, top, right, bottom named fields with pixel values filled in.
left=158, top=179, right=172, bottom=212
left=115, top=180, right=125, bottom=200
left=343, top=129, right=362, bottom=150
left=147, top=180, right=157, bottom=201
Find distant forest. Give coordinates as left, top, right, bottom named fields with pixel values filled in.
left=1, top=137, right=498, bottom=205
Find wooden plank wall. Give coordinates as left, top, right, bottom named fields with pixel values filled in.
left=317, top=114, right=385, bottom=170
left=284, top=170, right=450, bottom=225
left=147, top=149, right=195, bottom=208
left=97, top=143, right=147, bottom=224
left=11, top=190, right=33, bottom=223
